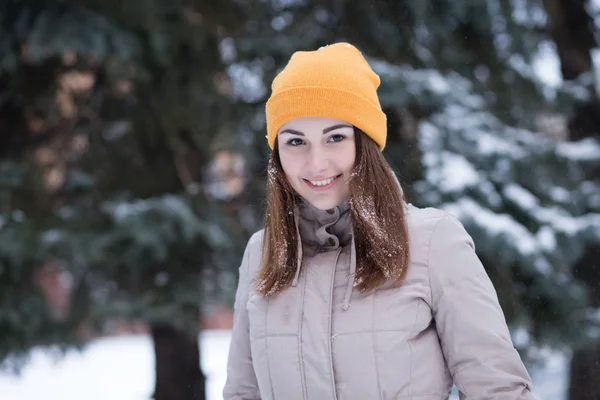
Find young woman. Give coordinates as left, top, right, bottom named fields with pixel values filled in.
left=223, top=42, right=536, bottom=400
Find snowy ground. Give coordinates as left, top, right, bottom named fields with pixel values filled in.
left=0, top=329, right=567, bottom=400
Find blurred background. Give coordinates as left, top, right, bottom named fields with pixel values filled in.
left=0, top=0, right=599, bottom=399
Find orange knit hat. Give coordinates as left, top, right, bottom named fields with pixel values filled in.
left=265, top=42, right=387, bottom=151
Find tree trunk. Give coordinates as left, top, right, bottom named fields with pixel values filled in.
left=543, top=2, right=600, bottom=400
left=568, top=344, right=600, bottom=400
left=543, top=0, right=596, bottom=80
left=151, top=324, right=206, bottom=400
left=544, top=0, right=599, bottom=141
left=570, top=246, right=600, bottom=400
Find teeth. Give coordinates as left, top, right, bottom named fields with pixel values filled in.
left=309, top=176, right=335, bottom=186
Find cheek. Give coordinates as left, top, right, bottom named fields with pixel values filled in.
left=343, top=146, right=356, bottom=172
left=279, top=153, right=300, bottom=181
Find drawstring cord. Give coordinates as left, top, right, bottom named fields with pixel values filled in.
left=342, top=228, right=356, bottom=311
left=292, top=208, right=303, bottom=287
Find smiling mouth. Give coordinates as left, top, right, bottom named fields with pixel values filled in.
left=304, top=174, right=342, bottom=188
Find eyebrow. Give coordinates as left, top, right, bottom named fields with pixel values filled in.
left=279, top=124, right=353, bottom=136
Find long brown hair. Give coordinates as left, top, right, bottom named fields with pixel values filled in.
left=256, top=128, right=410, bottom=296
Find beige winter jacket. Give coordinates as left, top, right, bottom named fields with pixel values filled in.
left=223, top=199, right=536, bottom=400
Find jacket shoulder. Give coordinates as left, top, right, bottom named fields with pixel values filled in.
left=404, top=203, right=454, bottom=241
left=248, top=229, right=264, bottom=248
left=403, top=204, right=471, bottom=264
left=243, top=229, right=264, bottom=279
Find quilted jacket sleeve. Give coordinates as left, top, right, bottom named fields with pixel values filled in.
left=223, top=238, right=261, bottom=400
left=428, top=214, right=537, bottom=400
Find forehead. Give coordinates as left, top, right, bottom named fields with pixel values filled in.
left=279, top=117, right=352, bottom=133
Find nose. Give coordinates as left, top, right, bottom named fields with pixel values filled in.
left=307, top=145, right=329, bottom=175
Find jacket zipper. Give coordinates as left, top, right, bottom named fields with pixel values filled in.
left=327, top=247, right=343, bottom=400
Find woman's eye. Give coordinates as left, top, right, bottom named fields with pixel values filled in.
left=328, top=134, right=346, bottom=143
left=287, top=138, right=304, bottom=146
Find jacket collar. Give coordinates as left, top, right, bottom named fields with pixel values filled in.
left=297, top=199, right=352, bottom=253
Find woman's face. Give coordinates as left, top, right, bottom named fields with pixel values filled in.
left=277, top=117, right=356, bottom=210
